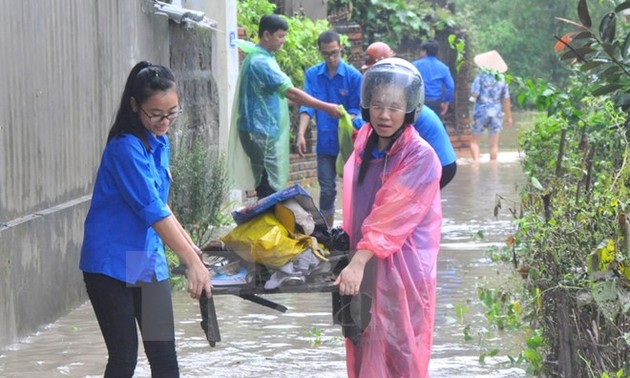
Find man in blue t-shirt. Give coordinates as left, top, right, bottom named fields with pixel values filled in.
left=296, top=30, right=363, bottom=226
left=412, top=40, right=455, bottom=119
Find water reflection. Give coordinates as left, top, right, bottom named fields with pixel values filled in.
left=0, top=114, right=534, bottom=377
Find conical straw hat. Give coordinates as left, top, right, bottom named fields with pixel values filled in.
left=473, top=50, right=508, bottom=73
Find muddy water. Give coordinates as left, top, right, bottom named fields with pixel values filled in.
left=0, top=113, right=535, bottom=377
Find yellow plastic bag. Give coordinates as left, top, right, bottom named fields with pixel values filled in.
left=220, top=213, right=310, bottom=268
left=336, top=105, right=355, bottom=177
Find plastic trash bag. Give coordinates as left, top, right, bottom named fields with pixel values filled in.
left=220, top=213, right=316, bottom=268
left=336, top=105, right=355, bottom=177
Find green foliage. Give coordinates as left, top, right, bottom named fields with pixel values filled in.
left=237, top=0, right=337, bottom=89
left=478, top=287, right=522, bottom=331
left=307, top=326, right=343, bottom=347
left=507, top=328, right=545, bottom=376
left=455, top=271, right=541, bottom=372
left=453, top=0, right=611, bottom=86
left=308, top=326, right=322, bottom=346
left=328, top=0, right=457, bottom=48
left=448, top=34, right=466, bottom=72
left=601, top=369, right=626, bottom=378
left=275, top=17, right=334, bottom=89
left=165, top=249, right=184, bottom=289
left=555, top=0, right=630, bottom=111
left=167, top=130, right=232, bottom=288
left=237, top=0, right=277, bottom=40
left=503, top=2, right=630, bottom=373
left=170, top=132, right=232, bottom=246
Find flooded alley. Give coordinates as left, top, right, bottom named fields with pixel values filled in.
left=0, top=113, right=534, bottom=377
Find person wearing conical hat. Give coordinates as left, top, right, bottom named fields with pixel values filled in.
left=469, top=50, right=512, bottom=161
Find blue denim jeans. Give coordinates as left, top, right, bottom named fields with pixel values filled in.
left=83, top=272, right=179, bottom=378
left=317, top=154, right=337, bottom=218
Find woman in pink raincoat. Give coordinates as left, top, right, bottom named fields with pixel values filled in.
left=334, top=57, right=442, bottom=378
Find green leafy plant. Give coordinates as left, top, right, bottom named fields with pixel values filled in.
left=447, top=34, right=466, bottom=72
left=328, top=0, right=457, bottom=48
left=502, top=2, right=630, bottom=376
left=555, top=0, right=630, bottom=110
left=307, top=326, right=343, bottom=347
left=170, top=133, right=232, bottom=246
left=275, top=16, right=333, bottom=89
left=165, top=129, right=232, bottom=287
left=237, top=0, right=277, bottom=40
left=308, top=326, right=323, bottom=347
left=237, top=0, right=334, bottom=89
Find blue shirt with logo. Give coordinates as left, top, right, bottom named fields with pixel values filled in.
left=80, top=130, right=172, bottom=284
left=299, top=60, right=363, bottom=156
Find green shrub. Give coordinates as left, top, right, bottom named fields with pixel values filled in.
left=170, top=133, right=231, bottom=246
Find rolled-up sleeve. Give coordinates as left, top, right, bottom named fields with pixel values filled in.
left=108, top=139, right=171, bottom=227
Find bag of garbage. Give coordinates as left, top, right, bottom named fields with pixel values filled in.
left=336, top=105, right=355, bottom=177
left=221, top=213, right=315, bottom=268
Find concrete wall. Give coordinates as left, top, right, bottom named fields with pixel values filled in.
left=0, top=0, right=225, bottom=349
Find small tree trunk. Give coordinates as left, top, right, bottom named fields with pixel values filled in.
left=557, top=293, right=577, bottom=377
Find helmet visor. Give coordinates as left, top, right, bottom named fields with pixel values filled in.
left=360, top=59, right=424, bottom=114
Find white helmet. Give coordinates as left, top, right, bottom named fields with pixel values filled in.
left=360, top=57, right=424, bottom=124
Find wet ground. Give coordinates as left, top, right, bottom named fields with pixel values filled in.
left=0, top=113, right=536, bottom=377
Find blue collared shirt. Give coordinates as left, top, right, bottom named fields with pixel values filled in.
left=299, top=60, right=363, bottom=156
left=412, top=56, right=455, bottom=103
left=80, top=131, right=172, bottom=284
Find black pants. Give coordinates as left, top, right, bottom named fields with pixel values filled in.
left=83, top=272, right=179, bottom=378
left=440, top=161, right=457, bottom=189
left=424, top=99, right=443, bottom=118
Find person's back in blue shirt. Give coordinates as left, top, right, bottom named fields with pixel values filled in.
left=413, top=107, right=456, bottom=166
left=413, top=106, right=457, bottom=188
left=412, top=56, right=455, bottom=103
left=411, top=40, right=455, bottom=118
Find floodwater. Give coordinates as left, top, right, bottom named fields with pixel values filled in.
left=0, top=112, right=536, bottom=377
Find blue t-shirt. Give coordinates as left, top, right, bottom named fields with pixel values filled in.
left=80, top=131, right=172, bottom=284
left=299, top=60, right=363, bottom=156
left=413, top=107, right=457, bottom=167
left=412, top=56, right=455, bottom=103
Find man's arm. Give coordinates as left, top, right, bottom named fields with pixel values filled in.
left=285, top=87, right=341, bottom=119
left=441, top=66, right=456, bottom=116
left=296, top=113, right=311, bottom=156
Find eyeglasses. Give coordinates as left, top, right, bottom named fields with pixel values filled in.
left=140, top=106, right=182, bottom=123
left=320, top=49, right=340, bottom=59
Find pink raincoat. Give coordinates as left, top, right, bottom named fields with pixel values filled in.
left=342, top=124, right=442, bottom=378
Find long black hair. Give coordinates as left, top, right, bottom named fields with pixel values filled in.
left=107, top=61, right=177, bottom=150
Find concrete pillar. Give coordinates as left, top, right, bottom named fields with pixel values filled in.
left=181, top=0, right=239, bottom=151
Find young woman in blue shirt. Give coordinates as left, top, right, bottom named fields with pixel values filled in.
left=80, top=61, right=211, bottom=378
